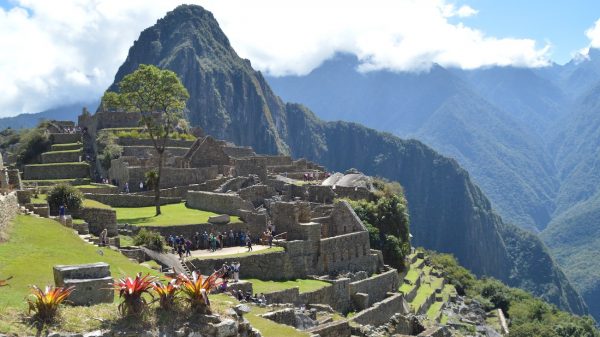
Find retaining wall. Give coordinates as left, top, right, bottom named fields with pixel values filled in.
left=79, top=207, right=117, bottom=236
left=351, top=293, right=409, bottom=326
left=41, top=150, right=82, bottom=164
left=24, top=163, right=89, bottom=180
left=349, top=268, right=400, bottom=306
left=50, top=133, right=81, bottom=144
left=117, top=137, right=195, bottom=148
left=186, top=191, right=253, bottom=216
left=136, top=222, right=264, bottom=243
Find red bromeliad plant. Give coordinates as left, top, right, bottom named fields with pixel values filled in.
left=113, top=273, right=156, bottom=316
left=151, top=278, right=179, bottom=310
left=27, top=285, right=75, bottom=322
left=177, top=271, right=220, bottom=313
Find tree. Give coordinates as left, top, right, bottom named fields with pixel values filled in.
left=102, top=64, right=189, bottom=215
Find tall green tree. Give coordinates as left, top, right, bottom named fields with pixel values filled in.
left=102, top=64, right=189, bottom=215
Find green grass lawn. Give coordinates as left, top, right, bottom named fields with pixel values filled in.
left=25, top=162, right=89, bottom=167
left=0, top=216, right=160, bottom=309
left=119, top=234, right=135, bottom=247
left=76, top=184, right=115, bottom=189
left=193, top=246, right=284, bottom=261
left=404, top=268, right=420, bottom=284
left=82, top=199, right=111, bottom=209
left=246, top=278, right=330, bottom=294
left=43, top=149, right=82, bottom=154
left=50, top=142, right=82, bottom=151
left=115, top=202, right=240, bottom=226
left=399, top=282, right=415, bottom=294
left=30, top=194, right=46, bottom=204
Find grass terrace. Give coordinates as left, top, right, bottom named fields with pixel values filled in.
left=246, top=278, right=330, bottom=294
left=43, top=149, right=82, bottom=154
left=115, top=202, right=240, bottom=226
left=25, top=162, right=89, bottom=168
left=50, top=142, right=82, bottom=151
left=82, top=199, right=111, bottom=209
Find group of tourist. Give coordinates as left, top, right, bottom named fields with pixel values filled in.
left=167, top=235, right=194, bottom=259
left=187, top=230, right=257, bottom=252
left=232, top=290, right=267, bottom=306
left=61, top=126, right=81, bottom=134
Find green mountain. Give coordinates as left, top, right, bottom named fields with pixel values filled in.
left=265, top=43, right=600, bottom=319
left=105, top=4, right=587, bottom=315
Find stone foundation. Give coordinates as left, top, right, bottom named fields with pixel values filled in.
left=0, top=192, right=18, bottom=241
left=24, top=163, right=90, bottom=180
left=79, top=208, right=118, bottom=236
left=187, top=191, right=253, bottom=216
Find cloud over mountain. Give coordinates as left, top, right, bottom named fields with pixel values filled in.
left=0, top=0, right=580, bottom=117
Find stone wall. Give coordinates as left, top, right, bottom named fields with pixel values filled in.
left=79, top=207, right=117, bottom=236
left=306, top=320, right=351, bottom=337
left=187, top=136, right=233, bottom=168
left=238, top=184, right=276, bottom=207
left=188, top=250, right=299, bottom=280
left=349, top=269, right=400, bottom=307
left=138, top=221, right=265, bottom=242
left=317, top=231, right=377, bottom=275
left=116, top=137, right=195, bottom=148
left=109, top=159, right=217, bottom=192
left=41, top=150, right=82, bottom=164
left=261, top=155, right=293, bottom=167
left=222, top=145, right=255, bottom=158
left=307, top=185, right=336, bottom=204
left=50, top=133, right=81, bottom=144
left=351, top=293, right=409, bottom=326
left=24, top=163, right=90, bottom=180
left=121, top=146, right=190, bottom=158
left=85, top=193, right=181, bottom=207
left=187, top=191, right=253, bottom=216
left=234, top=157, right=268, bottom=182
left=79, top=110, right=141, bottom=132
left=320, top=201, right=367, bottom=238
left=0, top=192, right=18, bottom=241
left=7, top=169, right=21, bottom=189
left=333, top=185, right=374, bottom=202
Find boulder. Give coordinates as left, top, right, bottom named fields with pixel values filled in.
left=208, top=214, right=231, bottom=224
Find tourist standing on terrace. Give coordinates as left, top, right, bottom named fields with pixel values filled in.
left=59, top=203, right=66, bottom=224
left=202, top=231, right=208, bottom=250
left=246, top=233, right=252, bottom=252
left=184, top=239, right=192, bottom=257
left=232, top=261, right=240, bottom=282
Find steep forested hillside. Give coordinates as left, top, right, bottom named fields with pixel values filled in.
left=103, top=4, right=587, bottom=315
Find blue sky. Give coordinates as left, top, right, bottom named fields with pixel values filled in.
left=454, top=0, right=600, bottom=64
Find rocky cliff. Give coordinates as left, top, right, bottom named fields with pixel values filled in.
left=105, top=4, right=587, bottom=314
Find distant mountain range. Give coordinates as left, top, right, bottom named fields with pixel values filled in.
left=102, top=4, right=588, bottom=315
left=0, top=102, right=98, bottom=130
left=266, top=50, right=600, bottom=319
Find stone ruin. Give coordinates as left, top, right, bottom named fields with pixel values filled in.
left=53, top=262, right=113, bottom=306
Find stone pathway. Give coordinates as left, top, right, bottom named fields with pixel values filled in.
left=189, top=244, right=271, bottom=258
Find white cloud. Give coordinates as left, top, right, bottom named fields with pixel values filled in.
left=0, top=0, right=551, bottom=117
left=586, top=18, right=600, bottom=48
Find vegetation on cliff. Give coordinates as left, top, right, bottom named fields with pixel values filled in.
left=428, top=252, right=599, bottom=337
left=348, top=180, right=410, bottom=270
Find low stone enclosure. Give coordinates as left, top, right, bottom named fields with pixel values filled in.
left=53, top=262, right=113, bottom=306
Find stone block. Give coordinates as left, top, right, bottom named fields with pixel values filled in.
left=208, top=214, right=231, bottom=224
left=63, top=277, right=114, bottom=306
left=352, top=292, right=369, bottom=311
left=53, top=262, right=110, bottom=286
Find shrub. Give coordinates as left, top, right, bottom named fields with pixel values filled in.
left=133, top=228, right=165, bottom=252
left=113, top=273, right=156, bottom=316
left=145, top=169, right=158, bottom=191
left=152, top=278, right=179, bottom=310
left=16, top=128, right=51, bottom=165
left=47, top=183, right=84, bottom=212
left=97, top=132, right=122, bottom=171
left=27, top=285, right=75, bottom=322
left=177, top=271, right=220, bottom=313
